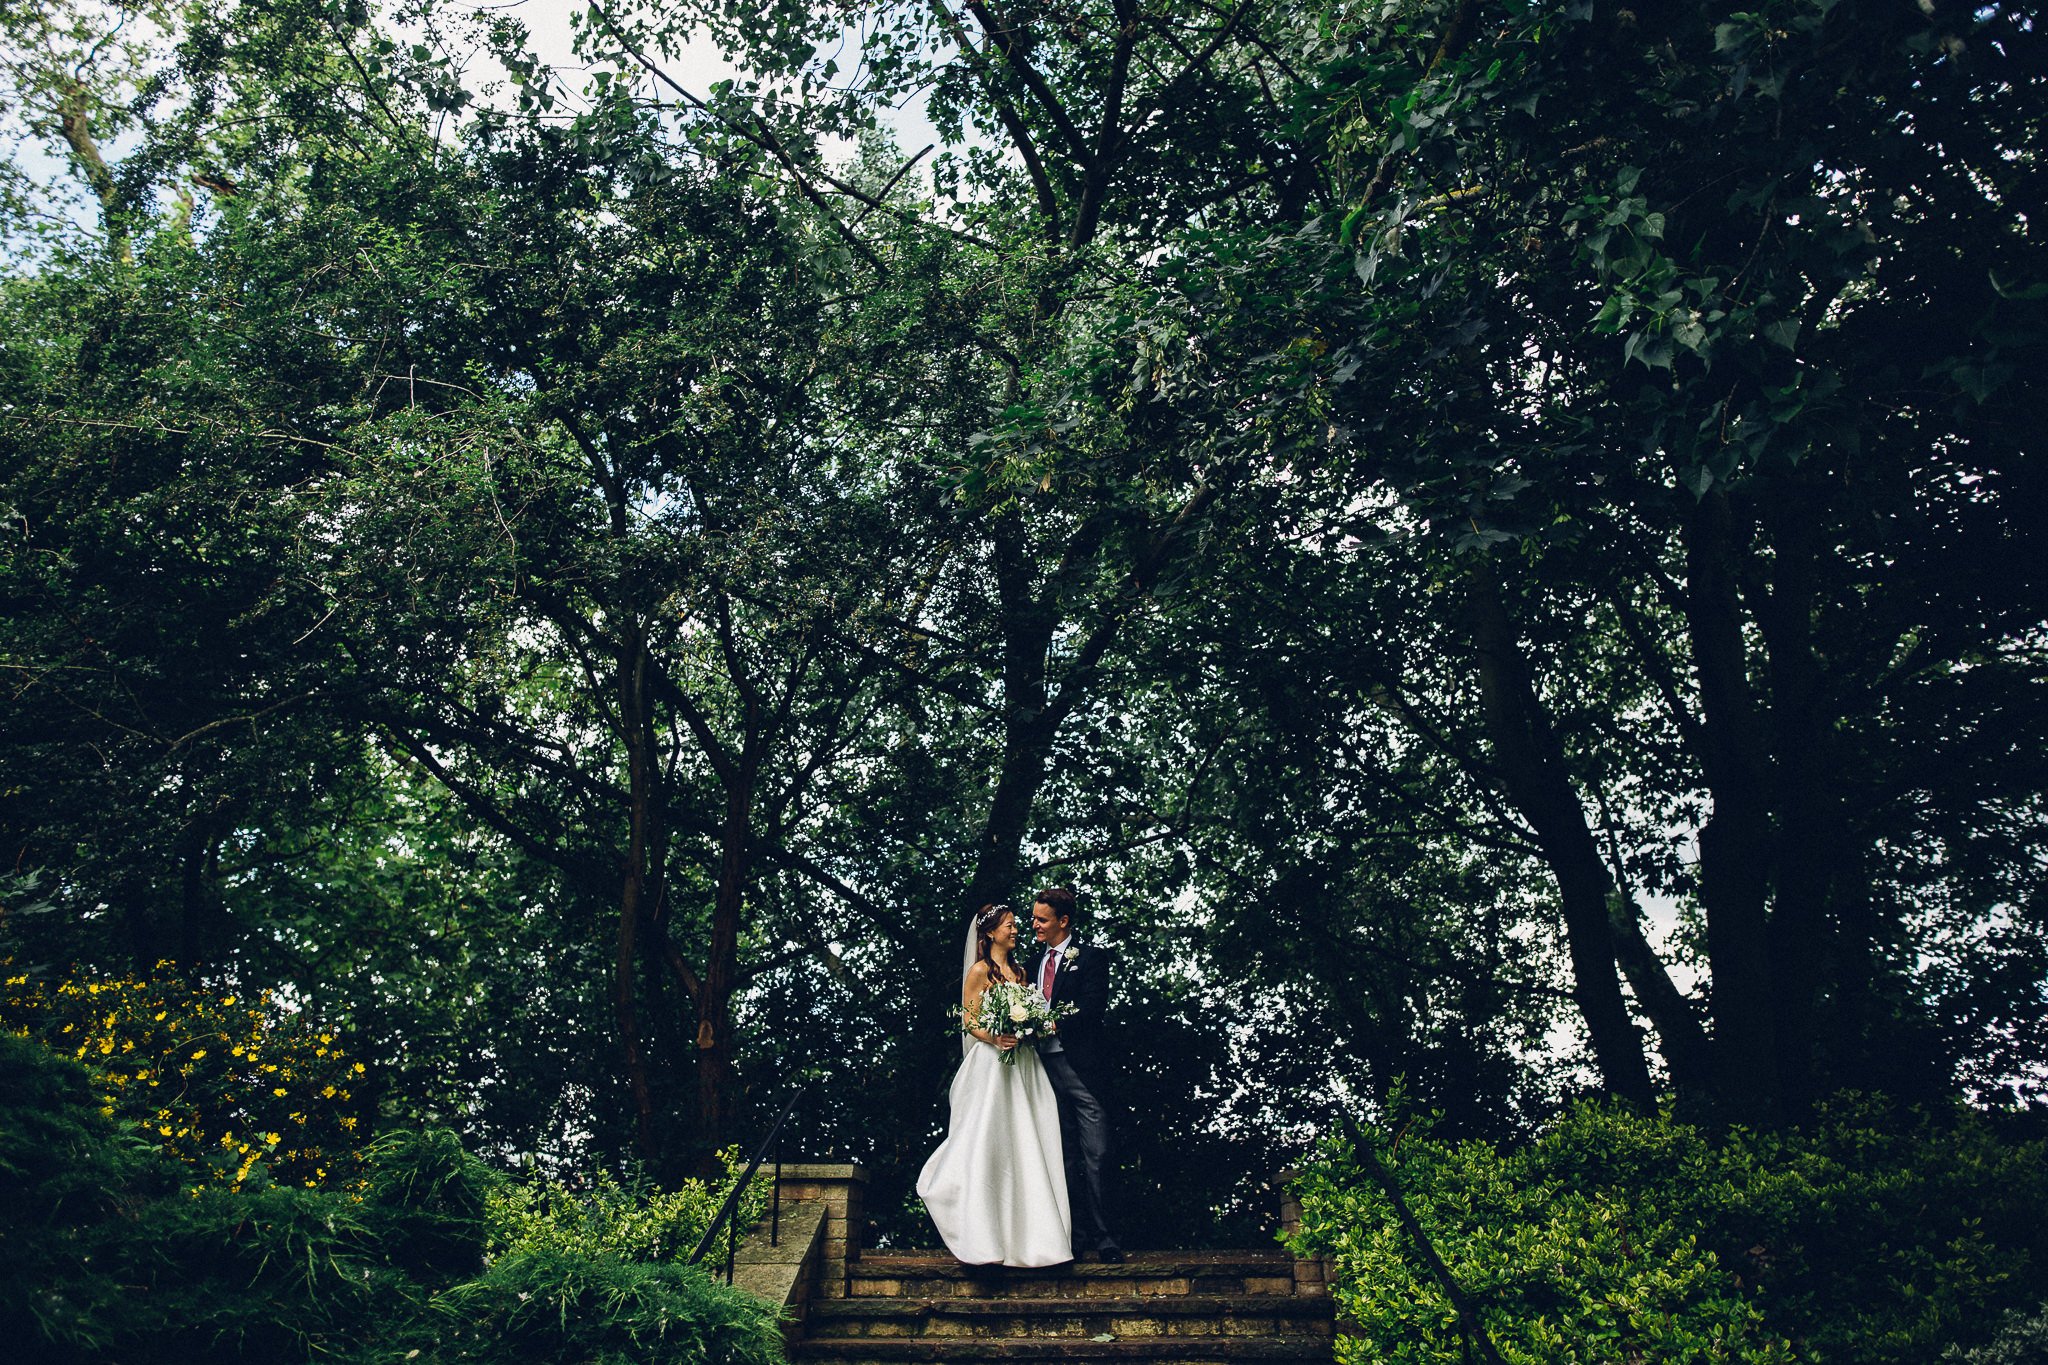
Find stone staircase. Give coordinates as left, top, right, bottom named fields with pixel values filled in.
left=790, top=1251, right=1336, bottom=1363
left=740, top=1165, right=1337, bottom=1364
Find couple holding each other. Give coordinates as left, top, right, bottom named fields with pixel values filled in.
left=916, top=886, right=1123, bottom=1268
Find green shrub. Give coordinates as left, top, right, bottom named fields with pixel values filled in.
left=1291, top=1098, right=2048, bottom=1365
left=486, top=1151, right=774, bottom=1266
left=0, top=1030, right=787, bottom=1365
left=362, top=1128, right=500, bottom=1279
left=1945, top=1303, right=2048, bottom=1365
left=1717, top=1095, right=2048, bottom=1361
left=423, top=1245, right=788, bottom=1365
left=0, top=1030, right=168, bottom=1357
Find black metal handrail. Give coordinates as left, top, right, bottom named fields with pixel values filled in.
left=687, top=1067, right=821, bottom=1283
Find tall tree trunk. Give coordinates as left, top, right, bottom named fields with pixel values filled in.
left=1680, top=488, right=1781, bottom=1122
left=176, top=808, right=230, bottom=969
left=962, top=508, right=1058, bottom=913
left=1464, top=569, right=1657, bottom=1107
left=616, top=635, right=660, bottom=1160
left=1607, top=894, right=1713, bottom=1097
left=695, top=759, right=757, bottom=1173
left=1753, top=483, right=1833, bottom=1110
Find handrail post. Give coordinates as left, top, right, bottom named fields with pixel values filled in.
left=686, top=1067, right=817, bottom=1273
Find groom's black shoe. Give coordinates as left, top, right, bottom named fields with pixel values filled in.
left=1098, top=1244, right=1126, bottom=1264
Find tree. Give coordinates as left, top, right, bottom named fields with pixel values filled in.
left=1143, top=0, right=2048, bottom=1118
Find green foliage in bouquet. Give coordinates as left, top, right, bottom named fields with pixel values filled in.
left=0, top=1030, right=787, bottom=1365
left=1291, top=1098, right=2048, bottom=1365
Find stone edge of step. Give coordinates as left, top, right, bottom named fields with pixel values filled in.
left=793, top=1339, right=1332, bottom=1362
left=795, top=1344, right=1331, bottom=1359
left=809, top=1295, right=1336, bottom=1319
left=855, top=1253, right=1294, bottom=1274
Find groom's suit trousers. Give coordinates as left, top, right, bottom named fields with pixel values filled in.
left=1040, top=1050, right=1116, bottom=1255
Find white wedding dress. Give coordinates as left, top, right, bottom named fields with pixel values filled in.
left=915, top=926, right=1072, bottom=1267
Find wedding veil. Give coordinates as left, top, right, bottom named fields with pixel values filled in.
left=959, top=914, right=978, bottom=1058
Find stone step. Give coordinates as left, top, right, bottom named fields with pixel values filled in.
left=849, top=1253, right=1301, bottom=1300
left=808, top=1294, right=1336, bottom=1340
left=793, top=1338, right=1334, bottom=1363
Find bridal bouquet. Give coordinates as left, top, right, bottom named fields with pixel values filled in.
left=965, top=981, right=1071, bottom=1067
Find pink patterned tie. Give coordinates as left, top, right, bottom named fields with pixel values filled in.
left=1042, top=950, right=1057, bottom=997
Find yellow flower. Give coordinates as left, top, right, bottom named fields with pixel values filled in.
left=263, top=1132, right=281, bottom=1146
left=272, top=1087, right=287, bottom=1097
left=190, top=1049, right=207, bottom=1060
left=321, top=1086, right=337, bottom=1099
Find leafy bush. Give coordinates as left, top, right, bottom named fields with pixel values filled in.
left=2, top=958, right=366, bottom=1188
left=1718, top=1095, right=2048, bottom=1361
left=0, top=1030, right=787, bottom=1365
left=487, top=1151, right=774, bottom=1266
left=0, top=1029, right=166, bottom=1354
left=1291, top=1098, right=2048, bottom=1365
left=1945, top=1304, right=2048, bottom=1365
left=428, top=1245, right=789, bottom=1365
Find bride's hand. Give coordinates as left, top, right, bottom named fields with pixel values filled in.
left=994, top=1034, right=1019, bottom=1051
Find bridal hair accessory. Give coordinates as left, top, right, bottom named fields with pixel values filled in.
left=958, top=905, right=1013, bottom=1058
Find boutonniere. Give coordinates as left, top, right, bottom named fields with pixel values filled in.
left=1061, top=946, right=1080, bottom=967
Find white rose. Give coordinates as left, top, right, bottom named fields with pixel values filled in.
left=1008, top=1003, right=1028, bottom=1023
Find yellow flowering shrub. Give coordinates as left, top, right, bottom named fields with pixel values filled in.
left=1, top=959, right=366, bottom=1190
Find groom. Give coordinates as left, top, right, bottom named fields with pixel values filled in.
left=1029, top=885, right=1123, bottom=1263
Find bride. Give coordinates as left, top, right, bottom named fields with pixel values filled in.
left=916, top=903, right=1073, bottom=1267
